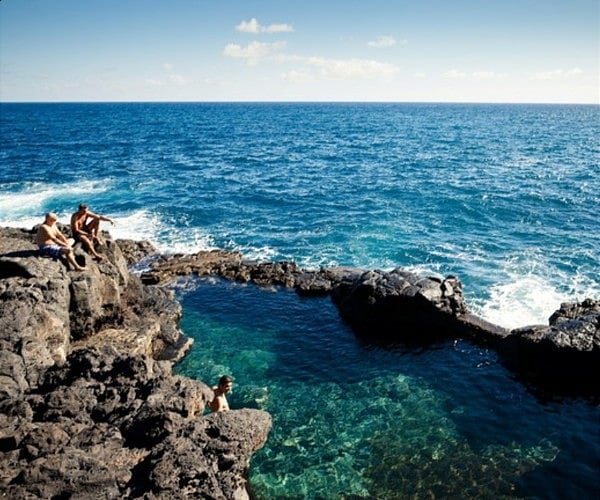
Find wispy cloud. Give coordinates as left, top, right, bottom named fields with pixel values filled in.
left=236, top=18, right=294, bottom=34
left=279, top=56, right=399, bottom=82
left=303, top=57, right=398, bottom=80
left=226, top=23, right=398, bottom=82
left=529, top=67, right=583, bottom=80
left=223, top=41, right=287, bottom=64
left=146, top=63, right=190, bottom=87
left=367, top=36, right=406, bottom=48
left=443, top=69, right=508, bottom=80
left=282, top=70, right=316, bottom=83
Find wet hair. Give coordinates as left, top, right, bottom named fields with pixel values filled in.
left=219, top=375, right=233, bottom=386
left=78, top=204, right=88, bottom=211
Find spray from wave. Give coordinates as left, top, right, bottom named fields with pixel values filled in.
left=109, top=210, right=216, bottom=255
left=471, top=252, right=600, bottom=329
left=0, top=180, right=111, bottom=228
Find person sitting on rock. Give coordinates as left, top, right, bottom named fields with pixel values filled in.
left=209, top=375, right=233, bottom=412
left=36, top=212, right=85, bottom=271
left=70, top=204, right=115, bottom=261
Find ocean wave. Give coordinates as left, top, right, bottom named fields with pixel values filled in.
left=472, top=261, right=600, bottom=329
left=109, top=209, right=216, bottom=255
left=0, top=179, right=111, bottom=222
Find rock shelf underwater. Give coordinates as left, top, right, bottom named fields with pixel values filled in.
left=136, top=239, right=599, bottom=395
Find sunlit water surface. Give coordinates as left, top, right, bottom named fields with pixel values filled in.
left=174, top=278, right=598, bottom=499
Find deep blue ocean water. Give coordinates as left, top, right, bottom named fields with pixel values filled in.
left=1, top=102, right=599, bottom=498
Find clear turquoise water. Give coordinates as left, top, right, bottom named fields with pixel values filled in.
left=1, top=102, right=599, bottom=498
left=174, top=278, right=596, bottom=498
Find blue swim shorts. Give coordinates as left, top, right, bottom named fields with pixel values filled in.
left=39, top=244, right=63, bottom=259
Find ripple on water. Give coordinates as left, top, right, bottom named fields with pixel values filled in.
left=174, top=279, right=568, bottom=499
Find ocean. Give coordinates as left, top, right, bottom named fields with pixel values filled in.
left=1, top=102, right=598, bottom=498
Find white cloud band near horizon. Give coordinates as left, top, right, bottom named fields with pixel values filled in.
left=443, top=69, right=510, bottom=80
left=223, top=40, right=399, bottom=81
left=529, top=67, right=584, bottom=80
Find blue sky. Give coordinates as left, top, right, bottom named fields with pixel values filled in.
left=1, top=0, right=598, bottom=103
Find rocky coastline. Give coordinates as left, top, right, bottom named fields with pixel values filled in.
left=136, top=243, right=599, bottom=394
left=1, top=225, right=598, bottom=497
left=0, top=227, right=271, bottom=499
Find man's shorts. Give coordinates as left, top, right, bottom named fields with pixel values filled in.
left=39, top=244, right=63, bottom=259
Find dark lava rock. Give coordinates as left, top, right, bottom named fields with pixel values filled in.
left=0, top=227, right=272, bottom=499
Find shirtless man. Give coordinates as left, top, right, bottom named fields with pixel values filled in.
left=36, top=212, right=85, bottom=271
left=209, top=375, right=233, bottom=412
left=70, top=204, right=115, bottom=261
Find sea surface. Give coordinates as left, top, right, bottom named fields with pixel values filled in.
left=1, top=102, right=599, bottom=498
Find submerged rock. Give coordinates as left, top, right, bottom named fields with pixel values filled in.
left=134, top=243, right=598, bottom=393
left=0, top=227, right=271, bottom=499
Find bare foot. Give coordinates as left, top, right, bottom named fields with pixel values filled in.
left=94, top=254, right=104, bottom=261
left=74, top=266, right=86, bottom=271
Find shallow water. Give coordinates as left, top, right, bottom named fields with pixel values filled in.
left=174, top=278, right=599, bottom=499
left=1, top=102, right=598, bottom=498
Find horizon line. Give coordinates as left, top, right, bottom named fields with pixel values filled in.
left=1, top=99, right=599, bottom=106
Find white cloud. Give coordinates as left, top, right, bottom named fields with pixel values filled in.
left=168, top=74, right=189, bottom=85
left=223, top=41, right=287, bottom=63
left=529, top=67, right=584, bottom=80
left=282, top=70, right=316, bottom=83
left=236, top=18, right=294, bottom=34
left=303, top=57, right=399, bottom=80
left=471, top=71, right=508, bottom=80
left=146, top=79, right=165, bottom=87
left=368, top=36, right=405, bottom=48
left=146, top=64, right=190, bottom=87
left=443, top=69, right=508, bottom=80
left=443, top=69, right=468, bottom=79
left=225, top=29, right=398, bottom=82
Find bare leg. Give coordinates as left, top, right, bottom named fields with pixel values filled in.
left=62, top=248, right=85, bottom=271
left=86, top=219, right=101, bottom=238
left=79, top=234, right=104, bottom=260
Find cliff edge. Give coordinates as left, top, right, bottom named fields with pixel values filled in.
left=0, top=227, right=271, bottom=499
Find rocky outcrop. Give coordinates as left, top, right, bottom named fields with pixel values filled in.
left=131, top=245, right=599, bottom=394
left=0, top=348, right=271, bottom=499
left=498, top=298, right=599, bottom=391
left=0, top=227, right=271, bottom=499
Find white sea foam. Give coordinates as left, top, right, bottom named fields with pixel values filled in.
left=475, top=276, right=566, bottom=329
left=109, top=209, right=216, bottom=255
left=473, top=268, right=600, bottom=330
left=0, top=180, right=110, bottom=219
left=237, top=244, right=279, bottom=263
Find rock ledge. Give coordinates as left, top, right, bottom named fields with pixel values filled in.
left=0, top=227, right=271, bottom=499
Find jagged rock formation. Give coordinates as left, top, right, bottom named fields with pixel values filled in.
left=0, top=227, right=271, bottom=499
left=498, top=298, right=599, bottom=389
left=130, top=244, right=599, bottom=393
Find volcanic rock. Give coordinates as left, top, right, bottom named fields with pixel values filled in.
left=0, top=227, right=271, bottom=499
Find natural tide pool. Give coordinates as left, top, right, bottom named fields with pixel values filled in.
left=174, top=277, right=599, bottom=499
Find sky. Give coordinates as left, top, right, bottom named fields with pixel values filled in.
left=0, top=0, right=598, bottom=103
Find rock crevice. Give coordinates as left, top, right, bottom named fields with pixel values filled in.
left=0, top=228, right=271, bottom=499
